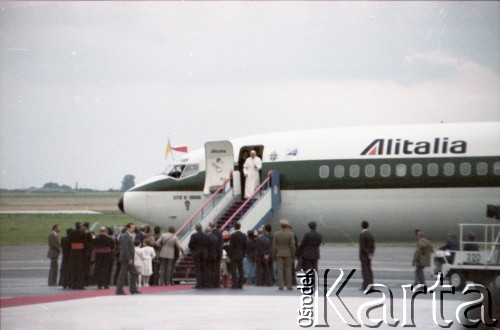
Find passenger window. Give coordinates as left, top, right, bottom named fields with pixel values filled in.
left=494, top=162, right=500, bottom=176
left=365, top=164, right=375, bottom=178
left=477, top=162, right=488, bottom=176
left=380, top=164, right=391, bottom=177
left=319, top=165, right=329, bottom=179
left=412, top=164, right=422, bottom=177
left=180, top=164, right=199, bottom=179
left=396, top=164, right=407, bottom=177
left=444, top=163, right=455, bottom=176
left=350, top=165, right=360, bottom=178
left=460, top=162, right=471, bottom=176
left=427, top=163, right=439, bottom=177
left=334, top=165, right=345, bottom=178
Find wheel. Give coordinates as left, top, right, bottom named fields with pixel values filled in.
left=449, top=271, right=466, bottom=291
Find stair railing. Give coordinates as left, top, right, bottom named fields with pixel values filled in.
left=219, top=171, right=273, bottom=232
left=175, top=173, right=233, bottom=240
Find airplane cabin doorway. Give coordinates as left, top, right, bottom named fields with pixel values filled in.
left=237, top=145, right=264, bottom=199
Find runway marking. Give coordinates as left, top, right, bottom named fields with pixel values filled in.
left=0, top=210, right=102, bottom=214
left=0, top=261, right=48, bottom=264
left=1, top=267, right=49, bottom=270
left=0, top=284, right=193, bottom=308
left=317, top=266, right=414, bottom=272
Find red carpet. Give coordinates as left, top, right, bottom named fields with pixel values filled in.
left=0, top=284, right=192, bottom=309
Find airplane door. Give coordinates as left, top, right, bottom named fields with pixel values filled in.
left=204, top=141, right=234, bottom=195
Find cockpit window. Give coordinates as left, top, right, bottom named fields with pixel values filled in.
left=167, top=165, right=186, bottom=179
left=162, top=163, right=199, bottom=179
left=180, top=164, right=199, bottom=179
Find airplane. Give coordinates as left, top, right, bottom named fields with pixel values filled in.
left=118, top=122, right=500, bottom=242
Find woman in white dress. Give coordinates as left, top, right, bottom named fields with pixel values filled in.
left=134, top=240, right=146, bottom=287
left=141, top=237, right=156, bottom=287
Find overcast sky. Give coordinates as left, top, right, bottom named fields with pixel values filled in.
left=1, top=2, right=499, bottom=190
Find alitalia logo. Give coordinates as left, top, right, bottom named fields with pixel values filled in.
left=361, top=138, right=467, bottom=156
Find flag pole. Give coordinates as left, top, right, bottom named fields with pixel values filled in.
left=166, top=139, right=189, bottom=167
left=167, top=138, right=176, bottom=166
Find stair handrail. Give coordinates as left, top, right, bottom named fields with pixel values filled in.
left=219, top=171, right=273, bottom=232
left=175, top=173, right=233, bottom=238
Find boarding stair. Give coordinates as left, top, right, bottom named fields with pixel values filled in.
left=215, top=199, right=255, bottom=230
left=171, top=175, right=236, bottom=281
left=172, top=171, right=281, bottom=283
left=218, top=171, right=281, bottom=233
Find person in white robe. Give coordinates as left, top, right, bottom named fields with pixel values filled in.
left=141, top=238, right=156, bottom=287
left=134, top=241, right=146, bottom=287
left=243, top=150, right=262, bottom=199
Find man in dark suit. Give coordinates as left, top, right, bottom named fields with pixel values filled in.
left=438, top=232, right=459, bottom=264
left=116, top=223, right=140, bottom=295
left=297, top=221, right=323, bottom=273
left=264, top=224, right=275, bottom=283
left=255, top=228, right=272, bottom=286
left=204, top=227, right=219, bottom=288
left=359, top=220, right=375, bottom=291
left=229, top=223, right=247, bottom=289
left=188, top=224, right=208, bottom=289
left=135, top=225, right=147, bottom=243
left=47, top=224, right=61, bottom=286
left=209, top=221, right=223, bottom=288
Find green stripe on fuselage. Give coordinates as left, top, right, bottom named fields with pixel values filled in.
left=130, top=156, right=499, bottom=192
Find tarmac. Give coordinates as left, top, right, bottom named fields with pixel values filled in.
left=1, top=246, right=498, bottom=329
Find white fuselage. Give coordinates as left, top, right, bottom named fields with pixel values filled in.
left=121, top=122, right=500, bottom=242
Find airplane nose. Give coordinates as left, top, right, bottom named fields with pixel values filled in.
left=117, top=195, right=125, bottom=213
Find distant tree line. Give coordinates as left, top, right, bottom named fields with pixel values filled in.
left=0, top=175, right=136, bottom=194
left=120, top=175, right=135, bottom=192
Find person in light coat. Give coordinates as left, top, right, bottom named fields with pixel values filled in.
left=156, top=226, right=184, bottom=286
left=243, top=150, right=262, bottom=199
left=412, top=229, right=433, bottom=286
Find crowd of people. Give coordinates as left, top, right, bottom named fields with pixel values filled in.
left=46, top=219, right=326, bottom=293
left=47, top=221, right=169, bottom=291
left=186, top=219, right=323, bottom=291
left=48, top=218, right=476, bottom=294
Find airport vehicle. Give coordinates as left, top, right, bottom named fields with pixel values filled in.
left=118, top=122, right=500, bottom=242
left=432, top=228, right=500, bottom=290
left=432, top=205, right=500, bottom=290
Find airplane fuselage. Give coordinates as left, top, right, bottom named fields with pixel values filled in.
left=121, top=122, right=500, bottom=242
